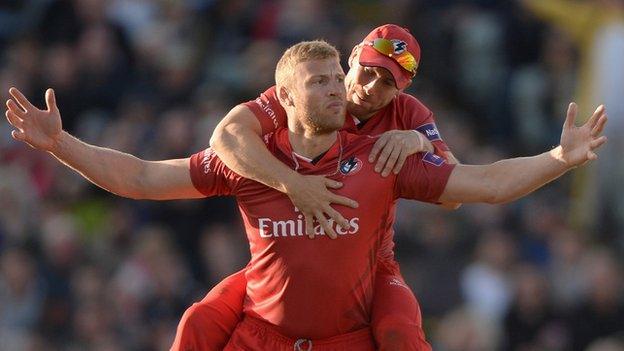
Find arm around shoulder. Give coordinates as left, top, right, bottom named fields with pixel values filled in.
left=209, top=104, right=299, bottom=192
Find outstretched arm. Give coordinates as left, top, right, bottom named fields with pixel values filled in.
left=439, top=103, right=607, bottom=204
left=5, top=87, right=203, bottom=200
left=210, top=105, right=358, bottom=239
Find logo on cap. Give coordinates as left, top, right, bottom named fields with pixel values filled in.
left=392, top=40, right=407, bottom=54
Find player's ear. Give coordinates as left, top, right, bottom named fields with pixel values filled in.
left=398, top=80, right=412, bottom=94
left=348, top=44, right=361, bottom=68
left=277, top=85, right=294, bottom=107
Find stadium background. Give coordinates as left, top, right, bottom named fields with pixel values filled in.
left=1, top=0, right=623, bottom=350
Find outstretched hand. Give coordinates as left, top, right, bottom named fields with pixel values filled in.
left=5, top=87, right=63, bottom=151
left=559, top=103, right=608, bottom=168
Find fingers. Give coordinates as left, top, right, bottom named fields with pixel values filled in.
left=322, top=177, right=358, bottom=207
left=6, top=109, right=24, bottom=129
left=590, top=135, right=608, bottom=149
left=11, top=129, right=26, bottom=141
left=303, top=212, right=315, bottom=239
left=587, top=105, right=605, bottom=129
left=392, top=150, right=408, bottom=174
left=324, top=206, right=350, bottom=232
left=587, top=150, right=598, bottom=161
left=314, top=210, right=337, bottom=239
left=45, top=88, right=58, bottom=113
left=591, top=115, right=608, bottom=137
left=381, top=145, right=402, bottom=177
left=421, top=137, right=434, bottom=153
left=564, top=102, right=577, bottom=128
left=304, top=209, right=345, bottom=239
left=324, top=178, right=343, bottom=189
left=369, top=133, right=389, bottom=163
left=9, top=87, right=36, bottom=112
left=329, top=194, right=358, bottom=208
left=374, top=142, right=395, bottom=173
left=6, top=99, right=26, bottom=117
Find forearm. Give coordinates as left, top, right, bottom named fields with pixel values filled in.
left=210, top=121, right=299, bottom=193
left=441, top=146, right=571, bottom=204
left=483, top=146, right=570, bottom=203
left=50, top=131, right=149, bottom=199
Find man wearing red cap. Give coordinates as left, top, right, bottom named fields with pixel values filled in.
left=6, top=38, right=607, bottom=350
left=175, top=24, right=450, bottom=350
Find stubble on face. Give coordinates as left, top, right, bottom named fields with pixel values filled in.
left=298, top=100, right=345, bottom=134
left=290, top=59, right=346, bottom=135
left=344, top=63, right=400, bottom=120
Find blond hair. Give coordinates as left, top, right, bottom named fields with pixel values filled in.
left=275, top=40, right=340, bottom=88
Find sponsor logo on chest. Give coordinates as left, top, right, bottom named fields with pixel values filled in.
left=258, top=207, right=360, bottom=238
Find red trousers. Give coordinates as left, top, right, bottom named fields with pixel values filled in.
left=171, top=260, right=431, bottom=351
left=223, top=315, right=375, bottom=351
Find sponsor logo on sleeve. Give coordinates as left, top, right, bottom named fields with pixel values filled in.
left=255, top=97, right=279, bottom=129
left=388, top=277, right=410, bottom=290
left=263, top=132, right=274, bottom=145
left=415, top=123, right=442, bottom=142
left=202, top=148, right=217, bottom=174
left=422, top=152, right=445, bottom=166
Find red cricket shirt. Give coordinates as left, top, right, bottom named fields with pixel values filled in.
left=242, top=86, right=452, bottom=261
left=189, top=128, right=454, bottom=339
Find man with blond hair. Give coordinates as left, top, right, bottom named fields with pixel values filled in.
left=6, top=38, right=607, bottom=350
left=178, top=25, right=457, bottom=351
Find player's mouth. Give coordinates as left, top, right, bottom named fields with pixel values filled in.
left=353, top=90, right=369, bottom=104
left=327, top=100, right=344, bottom=109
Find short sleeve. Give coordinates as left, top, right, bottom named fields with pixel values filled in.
left=241, top=86, right=288, bottom=136
left=400, top=95, right=451, bottom=153
left=394, top=152, right=456, bottom=202
left=189, top=148, right=240, bottom=197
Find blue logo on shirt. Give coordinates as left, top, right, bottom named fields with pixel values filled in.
left=422, top=152, right=445, bottom=166
left=415, top=123, right=442, bottom=142
left=340, top=157, right=362, bottom=175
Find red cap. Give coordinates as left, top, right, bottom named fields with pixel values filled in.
left=358, top=24, right=421, bottom=89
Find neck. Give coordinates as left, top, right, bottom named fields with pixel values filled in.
left=347, top=101, right=377, bottom=122
left=288, top=128, right=337, bottom=159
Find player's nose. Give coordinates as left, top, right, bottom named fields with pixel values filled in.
left=329, top=80, right=345, bottom=98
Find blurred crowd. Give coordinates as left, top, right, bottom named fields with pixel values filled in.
left=0, top=0, right=623, bottom=350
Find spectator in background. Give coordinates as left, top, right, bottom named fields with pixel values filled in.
left=0, top=247, right=45, bottom=351
left=502, top=264, right=568, bottom=350
left=461, top=229, right=516, bottom=343
left=522, top=0, right=624, bottom=235
left=569, top=248, right=624, bottom=351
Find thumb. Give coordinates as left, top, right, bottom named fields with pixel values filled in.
left=325, top=178, right=343, bottom=189
left=45, top=88, right=58, bottom=112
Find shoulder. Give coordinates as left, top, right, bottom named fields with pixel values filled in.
left=341, top=131, right=378, bottom=154
left=395, top=93, right=432, bottom=115
left=244, top=86, right=279, bottom=111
